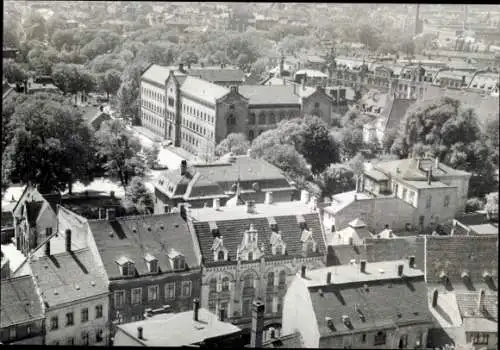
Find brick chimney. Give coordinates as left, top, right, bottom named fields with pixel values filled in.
left=409, top=256, right=415, bottom=268
left=397, top=264, right=404, bottom=277
left=477, top=289, right=485, bottom=312
left=432, top=289, right=438, bottom=308
left=310, top=196, right=318, bottom=211
left=264, top=192, right=273, bottom=205
left=301, top=265, right=306, bottom=278
left=250, top=300, right=265, bottom=348
left=213, top=198, right=220, bottom=210
left=180, top=160, right=187, bottom=176
left=65, top=229, right=72, bottom=252
left=230, top=85, right=238, bottom=94
left=45, top=240, right=51, bottom=256
left=360, top=260, right=367, bottom=273
left=137, top=327, right=143, bottom=340
left=193, top=298, right=200, bottom=321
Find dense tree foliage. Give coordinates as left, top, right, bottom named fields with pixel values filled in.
left=98, top=69, right=122, bottom=100
left=4, top=61, right=28, bottom=84
left=121, top=176, right=154, bottom=214
left=215, top=133, right=251, bottom=157
left=314, top=164, right=355, bottom=198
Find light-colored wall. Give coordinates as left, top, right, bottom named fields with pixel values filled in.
left=436, top=175, right=470, bottom=215
left=35, top=204, right=57, bottom=243
left=140, top=81, right=166, bottom=138
left=214, top=93, right=248, bottom=145
left=246, top=106, right=301, bottom=140
left=165, top=77, right=178, bottom=142
left=45, top=295, right=109, bottom=346
left=112, top=328, right=142, bottom=346
left=415, top=187, right=458, bottom=229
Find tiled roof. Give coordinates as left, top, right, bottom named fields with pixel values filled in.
left=187, top=67, right=245, bottom=83
left=462, top=317, right=498, bottom=333
left=239, top=85, right=301, bottom=105
left=0, top=275, right=44, bottom=328
left=455, top=291, right=498, bottom=320
left=116, top=308, right=242, bottom=346
left=180, top=76, right=229, bottom=105
left=29, top=248, right=108, bottom=308
left=87, top=213, right=200, bottom=279
left=425, top=235, right=498, bottom=285
left=191, top=210, right=325, bottom=265
left=372, top=158, right=470, bottom=180
left=305, top=261, right=432, bottom=337
left=142, top=64, right=174, bottom=86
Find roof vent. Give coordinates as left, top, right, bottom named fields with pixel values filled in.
left=160, top=225, right=164, bottom=230
left=318, top=288, right=324, bottom=297
left=325, top=316, right=335, bottom=330
left=75, top=285, right=80, bottom=290
left=91, top=281, right=96, bottom=286
left=342, top=315, right=352, bottom=327
left=147, top=226, right=152, bottom=232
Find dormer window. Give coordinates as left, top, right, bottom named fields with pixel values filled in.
left=270, top=231, right=286, bottom=256
left=116, top=257, right=135, bottom=277
left=168, top=249, right=186, bottom=270
left=268, top=217, right=278, bottom=232
left=297, top=215, right=307, bottom=230
left=212, top=236, right=228, bottom=262
left=237, top=224, right=262, bottom=262
left=301, top=229, right=317, bottom=255
left=144, top=253, right=158, bottom=273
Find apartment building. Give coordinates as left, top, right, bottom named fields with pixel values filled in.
left=188, top=196, right=327, bottom=332
left=282, top=260, right=433, bottom=348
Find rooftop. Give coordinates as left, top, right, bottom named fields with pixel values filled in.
left=324, top=191, right=374, bottom=215
left=295, top=69, right=329, bottom=78
left=262, top=332, right=303, bottom=348
left=180, top=76, right=230, bottom=105
left=0, top=275, right=44, bottom=328
left=187, top=67, right=246, bottom=83
left=116, top=308, right=242, bottom=346
left=142, top=64, right=186, bottom=86
left=239, top=85, right=301, bottom=105
left=29, top=248, right=108, bottom=308
left=87, top=213, right=200, bottom=279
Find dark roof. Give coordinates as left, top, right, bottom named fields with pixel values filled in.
left=383, top=97, right=414, bottom=131
left=425, top=235, right=498, bottom=285
left=0, top=275, right=44, bottom=328
left=309, top=271, right=432, bottom=337
left=187, top=67, right=246, bottom=83
left=263, top=332, right=303, bottom=348
left=25, top=201, right=43, bottom=227
left=455, top=291, right=498, bottom=320
left=89, top=112, right=111, bottom=130
left=192, top=213, right=326, bottom=265
left=239, top=85, right=301, bottom=105
left=88, top=214, right=200, bottom=279
left=30, top=248, right=108, bottom=307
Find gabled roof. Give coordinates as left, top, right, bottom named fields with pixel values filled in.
left=0, top=275, right=44, bottom=328
left=142, top=64, right=175, bottom=86
left=29, top=248, right=108, bottom=308
left=187, top=67, right=245, bottom=83
left=180, top=76, right=229, bottom=105
left=349, top=218, right=366, bottom=228
left=87, top=214, right=200, bottom=279
left=191, top=206, right=326, bottom=265
left=239, top=85, right=301, bottom=105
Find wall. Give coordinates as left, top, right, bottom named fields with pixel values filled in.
left=466, top=331, right=498, bottom=350
left=165, top=75, right=179, bottom=143
left=0, top=320, right=44, bottom=345
left=34, top=205, right=57, bottom=244
left=415, top=187, right=458, bottom=230
left=246, top=105, right=300, bottom=141
left=301, top=91, right=332, bottom=126
left=44, top=294, right=109, bottom=346
left=140, top=80, right=166, bottom=138
left=215, top=91, right=248, bottom=145
left=437, top=175, right=470, bottom=215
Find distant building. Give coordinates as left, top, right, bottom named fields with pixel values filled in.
left=0, top=275, right=45, bottom=345
left=282, top=260, right=433, bottom=348
left=154, top=155, right=296, bottom=212
left=188, top=195, right=327, bottom=331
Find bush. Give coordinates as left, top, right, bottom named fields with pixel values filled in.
left=465, top=197, right=485, bottom=213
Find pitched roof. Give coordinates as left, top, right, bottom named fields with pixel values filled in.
left=239, top=85, right=301, bottom=105
left=383, top=98, right=414, bottom=131
left=372, top=158, right=471, bottom=180
left=180, top=76, right=229, bottom=105
left=142, top=64, right=175, bottom=86
left=0, top=275, right=44, bottom=328
left=116, top=308, right=242, bottom=346
left=303, top=261, right=432, bottom=337
left=349, top=218, right=366, bottom=228
left=29, top=248, right=108, bottom=308
left=455, top=291, right=498, bottom=320
left=187, top=67, right=245, bottom=83
left=87, top=213, right=200, bottom=279
left=191, top=205, right=326, bottom=265
left=425, top=235, right=498, bottom=285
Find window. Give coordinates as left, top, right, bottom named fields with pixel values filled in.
left=51, top=316, right=59, bottom=330
left=248, top=252, right=253, bottom=261
left=278, top=271, right=286, bottom=288
left=361, top=333, right=366, bottom=343
left=82, top=331, right=89, bottom=345
left=9, top=327, right=16, bottom=339
left=67, top=337, right=74, bottom=345
left=65, top=312, right=74, bottom=327
left=165, top=282, right=176, bottom=299
left=27, top=325, right=31, bottom=335
left=148, top=285, right=159, bottom=301
left=81, top=308, right=89, bottom=323
left=258, top=113, right=266, bottom=124
left=96, top=329, right=104, bottom=343
left=267, top=272, right=275, bottom=288
left=419, top=216, right=424, bottom=227
left=222, top=277, right=230, bottom=291
left=268, top=113, right=276, bottom=124
left=209, top=278, right=217, bottom=292
left=132, top=288, right=142, bottom=304
left=277, top=297, right=283, bottom=313
left=95, top=305, right=103, bottom=319
left=208, top=298, right=217, bottom=312
left=182, top=281, right=192, bottom=297
left=243, top=274, right=253, bottom=289
left=374, top=331, right=386, bottom=345
left=266, top=295, right=273, bottom=313
left=149, top=260, right=158, bottom=273
left=46, top=227, right=52, bottom=237
left=248, top=130, right=255, bottom=140
left=168, top=97, right=174, bottom=107
left=444, top=195, right=450, bottom=208
left=402, top=188, right=407, bottom=201
left=248, top=113, right=256, bottom=125
left=408, top=191, right=415, bottom=204
left=426, top=195, right=432, bottom=209
left=242, top=298, right=252, bottom=317
left=220, top=301, right=228, bottom=318
left=114, top=290, right=126, bottom=307
left=472, top=333, right=489, bottom=345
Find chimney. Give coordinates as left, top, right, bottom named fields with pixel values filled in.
left=180, top=160, right=187, bottom=176
left=250, top=300, right=265, bottom=348
left=478, top=289, right=485, bottom=312
left=213, top=198, right=220, bottom=210
left=219, top=308, right=226, bottom=322
left=137, top=327, right=143, bottom=340
left=326, top=271, right=332, bottom=284
left=265, top=192, right=273, bottom=205
left=220, top=63, right=224, bottom=69
left=432, top=289, right=438, bottom=308
left=360, top=260, right=367, bottom=273
left=301, top=77, right=306, bottom=90
left=65, top=229, right=72, bottom=252
left=397, top=264, right=404, bottom=277
left=106, top=208, right=116, bottom=221
left=179, top=63, right=184, bottom=72
left=310, top=196, right=318, bottom=211
left=45, top=240, right=51, bottom=256
left=246, top=200, right=255, bottom=214
left=187, top=63, right=191, bottom=69
left=409, top=256, right=415, bottom=268
left=230, top=85, right=238, bottom=94
left=427, top=166, right=432, bottom=185
left=293, top=83, right=297, bottom=95
left=301, top=265, right=306, bottom=278
left=300, top=190, right=310, bottom=204
left=193, top=298, right=200, bottom=321
left=435, top=157, right=439, bottom=169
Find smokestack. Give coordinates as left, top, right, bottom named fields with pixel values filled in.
left=251, top=300, right=265, bottom=348
left=435, top=157, right=439, bottom=169
left=45, top=240, right=51, bottom=256
left=264, top=192, right=273, bottom=205
left=409, top=256, right=415, bottom=268
left=213, top=198, right=221, bottom=210
left=193, top=298, right=200, bottom=321
left=301, top=265, right=306, bottom=278
left=398, top=264, right=404, bottom=277
left=180, top=160, right=187, bottom=176
left=65, top=229, right=72, bottom=252
left=360, top=260, right=367, bottom=273
left=432, top=289, right=438, bottom=308
left=137, top=327, right=143, bottom=340
left=326, top=272, right=332, bottom=284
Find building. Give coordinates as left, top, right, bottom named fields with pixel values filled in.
left=0, top=275, right=45, bottom=345
left=29, top=242, right=110, bottom=346
left=154, top=155, right=296, bottom=212
left=282, top=260, right=433, bottom=348
left=188, top=196, right=327, bottom=331
left=187, top=65, right=246, bottom=88
left=326, top=218, right=375, bottom=246
left=87, top=211, right=202, bottom=334
left=113, top=300, right=243, bottom=347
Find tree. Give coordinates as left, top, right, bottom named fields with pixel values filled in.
left=95, top=119, right=145, bottom=188
left=257, top=143, right=312, bottom=182
left=348, top=152, right=365, bottom=193
left=51, top=29, right=78, bottom=51
left=98, top=69, right=122, bottom=100
left=2, top=94, right=96, bottom=194
left=117, top=80, right=140, bottom=124
left=485, top=118, right=499, bottom=166
left=250, top=57, right=268, bottom=78
left=3, top=61, right=27, bottom=84
left=215, top=133, right=251, bottom=157
left=357, top=24, right=381, bottom=51
left=145, top=144, right=160, bottom=169
left=338, top=127, right=364, bottom=160
left=121, top=176, right=154, bottom=214
left=315, top=164, right=355, bottom=198
left=485, top=192, right=498, bottom=221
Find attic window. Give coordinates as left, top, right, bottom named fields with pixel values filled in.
left=268, top=217, right=278, bottom=231
left=117, top=257, right=135, bottom=277
left=144, top=254, right=158, bottom=273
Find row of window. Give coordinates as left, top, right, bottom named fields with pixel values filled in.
left=182, top=130, right=200, bottom=148
left=52, top=329, right=104, bottom=346
left=208, top=296, right=283, bottom=317
left=142, top=86, right=165, bottom=105
left=182, top=117, right=213, bottom=139
left=208, top=271, right=287, bottom=293
left=50, top=305, right=103, bottom=331
left=114, top=281, right=192, bottom=307
left=143, top=110, right=164, bottom=131
left=7, top=323, right=36, bottom=340
left=399, top=185, right=450, bottom=209
left=248, top=111, right=297, bottom=125
left=142, top=98, right=164, bottom=116
left=181, top=102, right=215, bottom=125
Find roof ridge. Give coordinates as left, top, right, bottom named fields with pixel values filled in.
left=32, top=247, right=89, bottom=260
